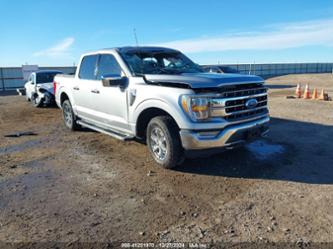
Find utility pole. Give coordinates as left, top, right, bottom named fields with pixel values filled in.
left=133, top=28, right=139, bottom=47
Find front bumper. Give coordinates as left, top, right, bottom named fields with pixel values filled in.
left=179, top=116, right=270, bottom=150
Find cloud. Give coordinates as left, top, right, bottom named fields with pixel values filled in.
left=154, top=19, right=333, bottom=53
left=33, top=37, right=75, bottom=57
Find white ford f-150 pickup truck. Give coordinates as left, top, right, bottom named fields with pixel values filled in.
left=54, top=47, right=269, bottom=168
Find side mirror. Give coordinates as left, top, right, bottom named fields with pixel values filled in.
left=101, top=74, right=126, bottom=87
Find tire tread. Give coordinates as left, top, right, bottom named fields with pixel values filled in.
left=146, top=116, right=183, bottom=169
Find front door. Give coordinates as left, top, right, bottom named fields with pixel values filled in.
left=93, top=53, right=130, bottom=133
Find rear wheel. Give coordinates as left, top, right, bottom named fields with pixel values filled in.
left=62, top=100, right=80, bottom=130
left=146, top=116, right=183, bottom=169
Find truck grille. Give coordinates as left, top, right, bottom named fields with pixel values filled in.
left=210, top=84, right=268, bottom=122
left=225, top=95, right=267, bottom=113
left=221, top=84, right=267, bottom=98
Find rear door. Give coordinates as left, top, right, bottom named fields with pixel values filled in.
left=72, top=54, right=100, bottom=122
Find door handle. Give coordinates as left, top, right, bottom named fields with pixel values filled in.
left=91, top=89, right=100, bottom=94
left=73, top=86, right=80, bottom=90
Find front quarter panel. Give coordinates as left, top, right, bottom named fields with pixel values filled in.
left=129, top=81, right=193, bottom=132
left=129, top=79, right=236, bottom=132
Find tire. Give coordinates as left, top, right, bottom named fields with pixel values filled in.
left=31, top=93, right=43, bottom=107
left=146, top=116, right=183, bottom=169
left=62, top=99, right=80, bottom=131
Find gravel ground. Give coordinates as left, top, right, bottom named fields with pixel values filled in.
left=0, top=73, right=333, bottom=248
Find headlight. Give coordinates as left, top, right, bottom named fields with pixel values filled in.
left=181, top=95, right=210, bottom=121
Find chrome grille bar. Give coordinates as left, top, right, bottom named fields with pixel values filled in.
left=210, top=92, right=268, bottom=108
left=224, top=106, right=267, bottom=116
left=223, top=99, right=267, bottom=109
left=221, top=87, right=267, bottom=98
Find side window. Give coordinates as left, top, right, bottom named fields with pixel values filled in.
left=209, top=67, right=220, bottom=73
left=96, top=54, right=122, bottom=79
left=79, top=55, right=98, bottom=80
left=30, top=74, right=34, bottom=83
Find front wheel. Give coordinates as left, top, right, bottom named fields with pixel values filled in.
left=31, top=93, right=43, bottom=107
left=146, top=116, right=183, bottom=169
left=62, top=100, right=80, bottom=130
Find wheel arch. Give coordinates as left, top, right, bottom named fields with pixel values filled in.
left=58, top=91, right=77, bottom=112
left=135, top=106, right=180, bottom=140
left=60, top=92, right=70, bottom=106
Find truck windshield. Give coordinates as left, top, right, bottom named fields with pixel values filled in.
left=120, top=51, right=204, bottom=75
left=36, top=72, right=62, bottom=84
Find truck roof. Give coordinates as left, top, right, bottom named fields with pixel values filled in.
left=116, top=46, right=180, bottom=53
left=83, top=46, right=180, bottom=56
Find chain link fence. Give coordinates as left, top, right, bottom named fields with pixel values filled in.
left=207, top=62, right=333, bottom=79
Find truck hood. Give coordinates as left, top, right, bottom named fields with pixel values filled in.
left=144, top=73, right=264, bottom=89
left=36, top=82, right=54, bottom=95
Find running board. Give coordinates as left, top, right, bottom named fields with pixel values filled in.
left=76, top=120, right=134, bottom=141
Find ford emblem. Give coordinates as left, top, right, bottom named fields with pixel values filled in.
left=245, top=98, right=258, bottom=109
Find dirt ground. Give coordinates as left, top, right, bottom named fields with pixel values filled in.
left=0, top=73, right=333, bottom=248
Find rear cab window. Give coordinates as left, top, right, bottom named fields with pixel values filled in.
left=36, top=72, right=62, bottom=84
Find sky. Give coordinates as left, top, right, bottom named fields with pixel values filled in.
left=1, top=0, right=333, bottom=66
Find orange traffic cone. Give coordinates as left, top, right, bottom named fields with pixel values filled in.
left=295, top=84, right=302, bottom=98
left=312, top=88, right=318, bottom=100
left=303, top=84, right=310, bottom=99
left=318, top=89, right=328, bottom=101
